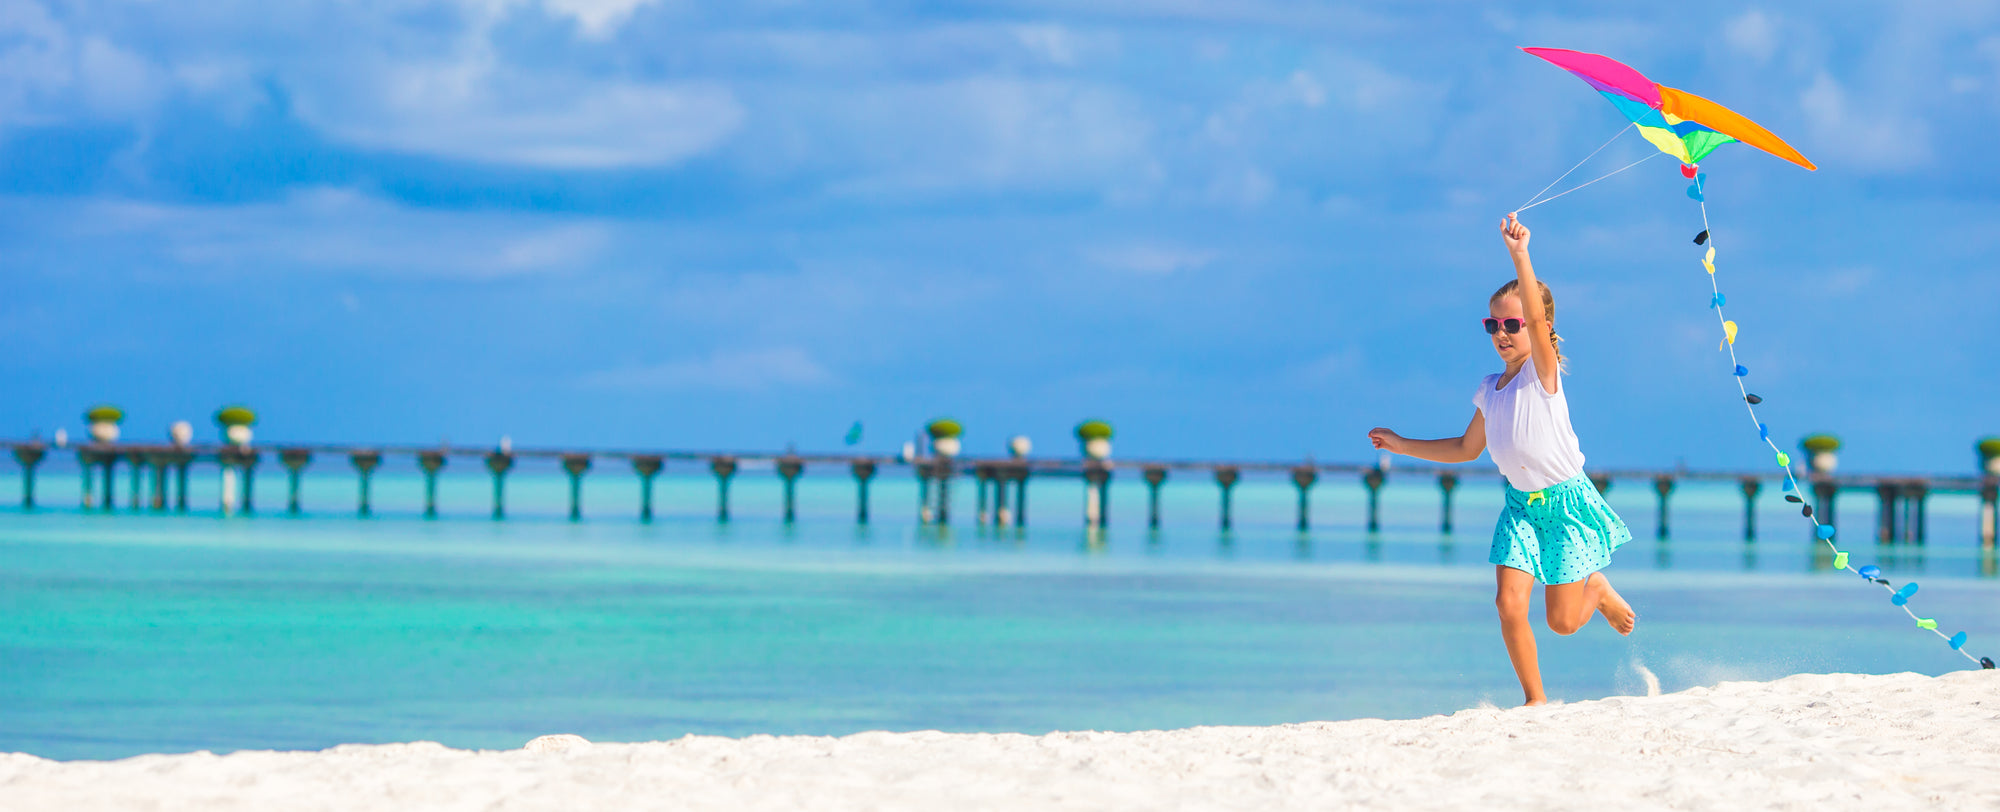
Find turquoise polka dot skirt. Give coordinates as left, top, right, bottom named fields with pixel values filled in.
left=1490, top=472, right=1632, bottom=585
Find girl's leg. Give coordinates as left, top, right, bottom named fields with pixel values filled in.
left=1544, top=571, right=1636, bottom=636
left=1494, top=565, right=1545, bottom=706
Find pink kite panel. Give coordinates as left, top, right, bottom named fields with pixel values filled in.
left=1521, top=47, right=1660, bottom=108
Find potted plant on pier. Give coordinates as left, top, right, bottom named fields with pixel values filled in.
left=85, top=405, right=124, bottom=444
left=216, top=405, right=257, bottom=447
left=1800, top=434, right=1841, bottom=475
left=1979, top=437, right=2000, bottom=477
left=1076, top=419, right=1113, bottom=460
left=926, top=418, right=963, bottom=458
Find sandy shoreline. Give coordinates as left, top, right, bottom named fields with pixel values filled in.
left=4, top=671, right=1995, bottom=811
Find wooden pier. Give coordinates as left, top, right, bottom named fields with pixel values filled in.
left=5, top=438, right=1996, bottom=546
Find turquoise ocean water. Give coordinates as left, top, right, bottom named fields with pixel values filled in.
left=2, top=461, right=1995, bottom=761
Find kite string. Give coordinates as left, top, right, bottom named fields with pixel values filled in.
left=1517, top=121, right=1634, bottom=212
left=1516, top=152, right=1663, bottom=213
left=1696, top=193, right=1985, bottom=667
left=1513, top=146, right=1987, bottom=668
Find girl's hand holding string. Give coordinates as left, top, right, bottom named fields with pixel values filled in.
left=1501, top=213, right=1531, bottom=255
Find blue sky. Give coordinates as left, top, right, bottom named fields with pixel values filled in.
left=2, top=1, right=1997, bottom=473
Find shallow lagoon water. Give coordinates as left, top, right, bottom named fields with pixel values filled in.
left=2, top=464, right=1994, bottom=761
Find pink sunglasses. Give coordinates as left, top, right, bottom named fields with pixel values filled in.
left=1482, top=317, right=1526, bottom=335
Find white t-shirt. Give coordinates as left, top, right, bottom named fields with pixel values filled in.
left=1473, top=355, right=1587, bottom=492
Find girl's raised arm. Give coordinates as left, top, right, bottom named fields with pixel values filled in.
left=1501, top=214, right=1561, bottom=395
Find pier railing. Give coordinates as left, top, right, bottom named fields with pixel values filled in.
left=4, top=439, right=1995, bottom=546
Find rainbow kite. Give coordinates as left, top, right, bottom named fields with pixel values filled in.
left=1522, top=47, right=1813, bottom=171
left=1520, top=47, right=1992, bottom=671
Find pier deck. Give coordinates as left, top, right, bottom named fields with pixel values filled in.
left=6, top=439, right=1995, bottom=546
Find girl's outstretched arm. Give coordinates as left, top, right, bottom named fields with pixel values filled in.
left=1501, top=213, right=1561, bottom=395
left=1369, top=410, right=1486, bottom=464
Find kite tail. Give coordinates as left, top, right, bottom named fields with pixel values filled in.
left=1692, top=170, right=1993, bottom=671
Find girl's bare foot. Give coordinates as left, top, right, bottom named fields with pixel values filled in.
left=1596, top=578, right=1636, bottom=635
left=1522, top=697, right=1547, bottom=707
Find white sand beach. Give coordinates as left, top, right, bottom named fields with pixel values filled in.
left=3, top=671, right=1995, bottom=811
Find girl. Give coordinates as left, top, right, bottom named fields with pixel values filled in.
left=1367, top=213, right=1635, bottom=707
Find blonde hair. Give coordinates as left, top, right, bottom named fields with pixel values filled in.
left=1491, top=279, right=1567, bottom=372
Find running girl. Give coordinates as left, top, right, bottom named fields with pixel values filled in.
left=1368, top=213, right=1636, bottom=707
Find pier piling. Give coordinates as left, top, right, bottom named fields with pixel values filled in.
left=243, top=450, right=259, bottom=513
left=1903, top=481, right=1929, bottom=544
left=1739, top=477, right=1761, bottom=541
left=10, top=442, right=44, bottom=508
left=280, top=448, right=312, bottom=515
left=1291, top=466, right=1317, bottom=531
left=1980, top=479, right=1997, bottom=548
left=126, top=451, right=145, bottom=510
left=277, top=449, right=308, bottom=513
left=1876, top=482, right=1901, bottom=544
left=1082, top=462, right=1110, bottom=529
left=1142, top=466, right=1167, bottom=529
left=851, top=459, right=876, bottom=524
left=631, top=455, right=663, bottom=522
left=147, top=453, right=168, bottom=510
left=777, top=455, right=804, bottom=523
left=350, top=450, right=381, bottom=516
left=561, top=454, right=592, bottom=521
left=710, top=456, right=737, bottom=522
left=221, top=448, right=259, bottom=514
left=933, top=460, right=953, bottom=525
left=78, top=450, right=93, bottom=509
left=77, top=450, right=93, bottom=509
left=486, top=451, right=515, bottom=520
left=1438, top=472, right=1459, bottom=533
left=1363, top=467, right=1386, bottom=533
left=916, top=463, right=932, bottom=524
left=1012, top=466, right=1029, bottom=527
left=172, top=452, right=191, bottom=511
left=990, top=466, right=1010, bottom=527
left=1810, top=478, right=1839, bottom=536
left=96, top=449, right=117, bottom=510
left=974, top=464, right=991, bottom=525
left=417, top=450, right=446, bottom=519
left=1215, top=466, right=1240, bottom=531
left=1589, top=473, right=1611, bottom=494
left=1653, top=475, right=1675, bottom=539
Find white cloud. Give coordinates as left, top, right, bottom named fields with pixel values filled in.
left=1205, top=165, right=1273, bottom=207
left=1817, top=266, right=1874, bottom=296
left=1798, top=72, right=1931, bottom=170
left=580, top=347, right=836, bottom=390
left=48, top=187, right=613, bottom=279
left=1723, top=11, right=1777, bottom=63
left=1012, top=24, right=1079, bottom=66
left=539, top=0, right=664, bottom=38
left=0, top=3, right=165, bottom=128
left=293, top=57, right=743, bottom=169
left=793, top=77, right=1155, bottom=196
left=74, top=36, right=164, bottom=116
left=1287, top=70, right=1326, bottom=108
left=1086, top=243, right=1217, bottom=274
left=1287, top=347, right=1363, bottom=382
